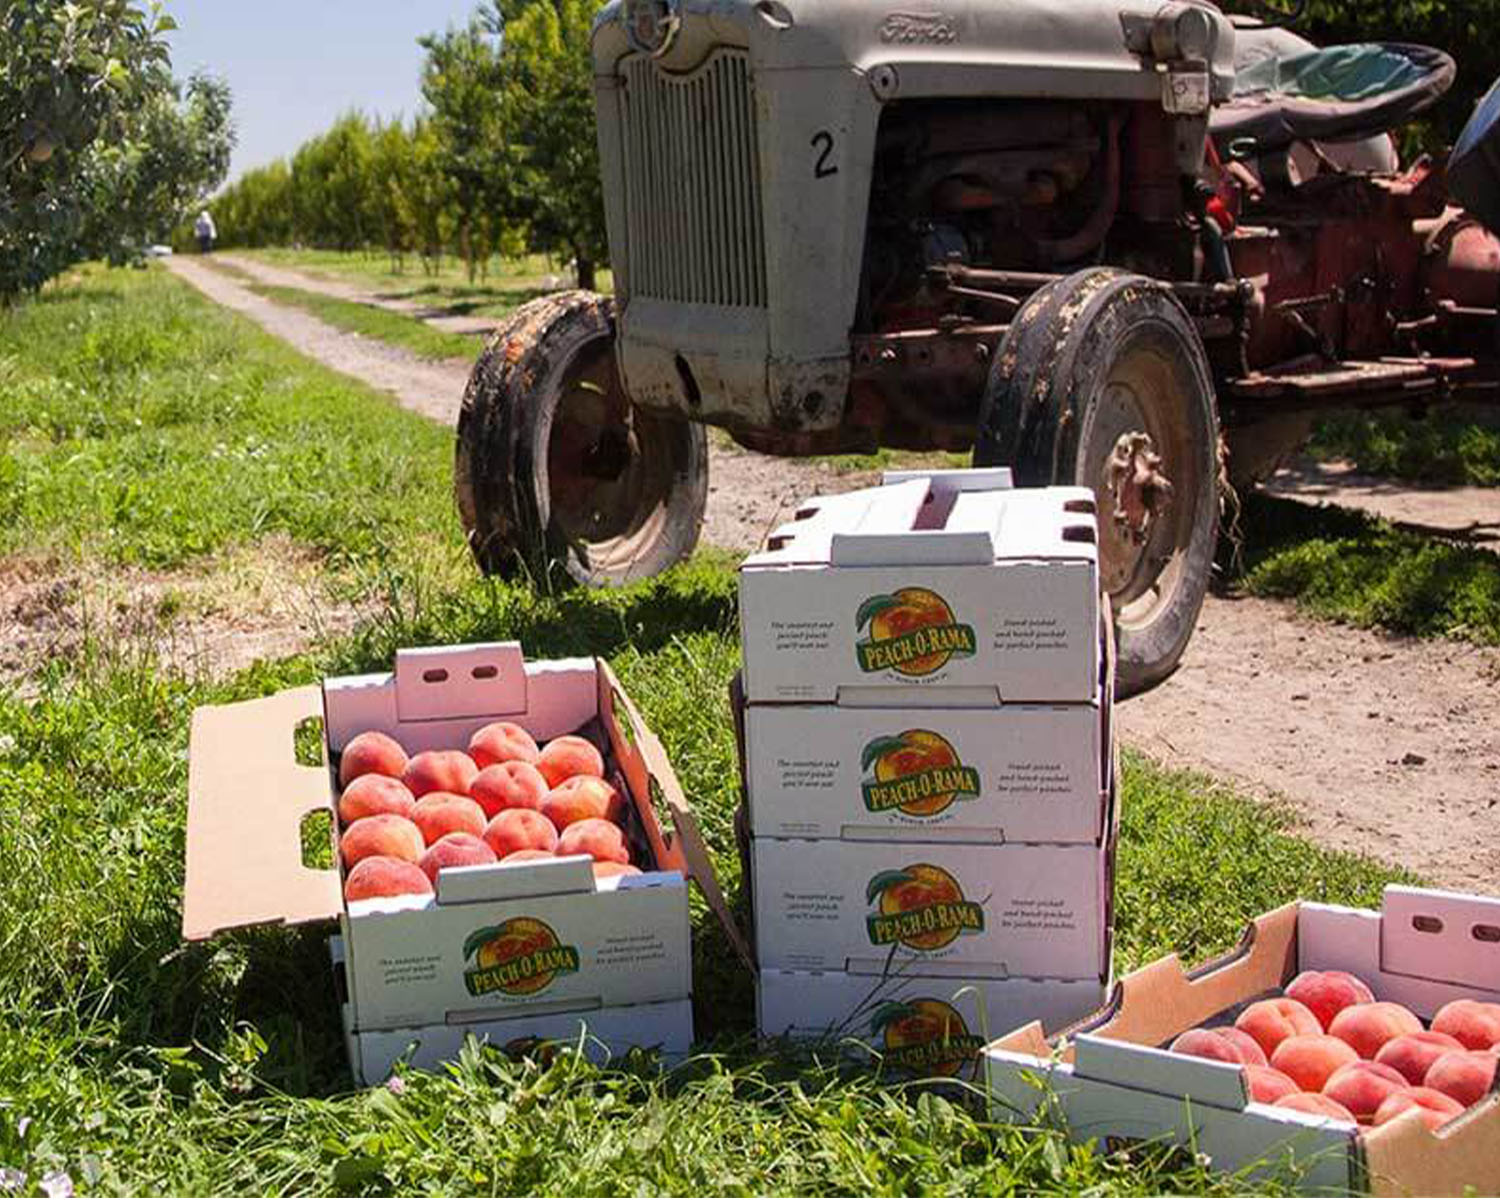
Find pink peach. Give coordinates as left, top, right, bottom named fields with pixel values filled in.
left=1285, top=970, right=1375, bottom=1031
left=337, top=773, right=416, bottom=825
left=1236, top=997, right=1322, bottom=1058
left=1431, top=1000, right=1500, bottom=1051
left=338, top=730, right=408, bottom=787
left=1376, top=1031, right=1465, bottom=1086
left=556, top=817, right=630, bottom=865
left=470, top=760, right=550, bottom=819
left=410, top=792, right=487, bottom=845
left=1423, top=1049, right=1499, bottom=1108
left=1373, top=1087, right=1465, bottom=1131
left=540, top=775, right=624, bottom=832
left=1328, top=1002, right=1422, bottom=1060
left=418, top=832, right=497, bottom=884
left=1244, top=1065, right=1300, bottom=1104
left=537, top=735, right=605, bottom=787
left=343, top=855, right=433, bottom=901
left=340, top=814, right=425, bottom=869
left=1274, top=1092, right=1356, bottom=1123
left=1271, top=1034, right=1360, bottom=1093
left=468, top=721, right=540, bottom=769
left=402, top=749, right=478, bottom=799
left=1322, top=1060, right=1407, bottom=1123
left=483, top=808, right=560, bottom=858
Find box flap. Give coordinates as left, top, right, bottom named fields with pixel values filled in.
left=600, top=662, right=755, bottom=972
left=395, top=642, right=527, bottom=722
left=1073, top=1033, right=1252, bottom=1110
left=183, top=685, right=341, bottom=939
left=1381, top=885, right=1500, bottom=993
left=1363, top=1094, right=1500, bottom=1197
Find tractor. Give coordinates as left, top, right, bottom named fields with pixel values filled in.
left=454, top=0, right=1500, bottom=695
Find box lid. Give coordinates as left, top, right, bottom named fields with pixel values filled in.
left=744, top=471, right=1097, bottom=570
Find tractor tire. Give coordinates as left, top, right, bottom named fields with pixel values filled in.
left=455, top=291, right=708, bottom=587
left=973, top=268, right=1220, bottom=698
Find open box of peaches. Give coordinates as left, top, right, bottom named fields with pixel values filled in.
left=182, top=642, right=747, bottom=1084
left=985, top=887, right=1500, bottom=1195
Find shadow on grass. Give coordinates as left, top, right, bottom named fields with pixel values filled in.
left=1219, top=492, right=1500, bottom=644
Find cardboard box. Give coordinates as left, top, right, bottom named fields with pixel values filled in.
left=984, top=887, right=1500, bottom=1196
left=734, top=615, right=1113, bottom=845
left=757, top=966, right=1107, bottom=1080
left=739, top=470, right=1100, bottom=705
left=331, top=938, right=694, bottom=1084
left=749, top=787, right=1117, bottom=979
left=183, top=643, right=747, bottom=1076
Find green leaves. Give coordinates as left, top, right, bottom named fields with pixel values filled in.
left=859, top=736, right=908, bottom=773
left=855, top=594, right=899, bottom=631
left=867, top=1000, right=916, bottom=1036
left=865, top=869, right=914, bottom=906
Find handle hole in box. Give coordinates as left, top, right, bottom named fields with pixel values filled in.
left=293, top=716, right=325, bottom=768
left=1062, top=525, right=1097, bottom=544
left=300, top=809, right=335, bottom=871
left=1473, top=923, right=1500, bottom=943
left=422, top=668, right=449, bottom=683
left=1064, top=497, right=1097, bottom=514
left=1412, top=915, right=1444, bottom=934
left=611, top=689, right=640, bottom=753
left=471, top=664, right=498, bottom=680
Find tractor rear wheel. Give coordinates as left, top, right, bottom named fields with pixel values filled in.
left=455, top=292, right=708, bottom=586
left=974, top=268, right=1220, bottom=698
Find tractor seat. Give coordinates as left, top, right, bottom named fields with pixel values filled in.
left=1211, top=41, right=1455, bottom=156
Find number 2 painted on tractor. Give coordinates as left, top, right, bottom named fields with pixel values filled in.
left=811, top=130, right=838, bottom=178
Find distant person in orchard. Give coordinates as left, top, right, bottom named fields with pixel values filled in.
left=195, top=209, right=217, bottom=254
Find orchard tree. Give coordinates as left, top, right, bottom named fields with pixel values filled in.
left=495, top=0, right=606, bottom=290
left=0, top=0, right=178, bottom=299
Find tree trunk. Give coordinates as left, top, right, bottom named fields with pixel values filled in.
left=574, top=251, right=596, bottom=292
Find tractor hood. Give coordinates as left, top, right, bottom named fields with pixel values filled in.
left=594, top=0, right=1238, bottom=104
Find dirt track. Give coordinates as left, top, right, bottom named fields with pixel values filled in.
left=164, top=254, right=1500, bottom=889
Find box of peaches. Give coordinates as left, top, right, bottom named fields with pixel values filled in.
left=984, top=886, right=1500, bottom=1195
left=182, top=642, right=746, bottom=1084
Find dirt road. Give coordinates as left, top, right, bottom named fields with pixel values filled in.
left=164, top=254, right=1500, bottom=889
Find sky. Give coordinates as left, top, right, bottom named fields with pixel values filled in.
left=165, top=0, right=482, bottom=182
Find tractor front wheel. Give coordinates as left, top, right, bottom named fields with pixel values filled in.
left=455, top=292, right=708, bottom=586
left=974, top=269, right=1220, bottom=698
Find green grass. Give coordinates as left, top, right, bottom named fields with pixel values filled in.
left=1232, top=492, right=1500, bottom=645
left=240, top=247, right=610, bottom=320
left=247, top=282, right=481, bottom=362
left=0, top=264, right=1420, bottom=1194
left=1309, top=404, right=1500, bottom=487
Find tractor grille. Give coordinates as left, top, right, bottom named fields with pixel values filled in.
left=621, top=50, right=767, bottom=308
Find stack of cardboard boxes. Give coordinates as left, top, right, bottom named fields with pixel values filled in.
left=735, top=469, right=1117, bottom=1072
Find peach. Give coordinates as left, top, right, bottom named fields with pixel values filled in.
left=1376, top=1031, right=1465, bottom=1086
left=1285, top=970, right=1375, bottom=1031
left=337, top=774, right=416, bottom=825
left=540, top=775, right=624, bottom=832
left=468, top=721, right=540, bottom=769
left=1431, top=1000, right=1500, bottom=1051
left=418, top=832, right=497, bottom=884
left=1373, top=1087, right=1465, bottom=1131
left=501, top=848, right=556, bottom=864
left=340, top=814, right=425, bottom=868
left=1274, top=1093, right=1357, bottom=1123
left=537, top=735, right=605, bottom=787
left=1423, top=1049, right=1499, bottom=1108
left=593, top=861, right=642, bottom=880
left=1221, top=1028, right=1269, bottom=1067
left=1236, top=997, right=1322, bottom=1058
left=338, top=730, right=408, bottom=787
left=1322, top=1061, right=1408, bottom=1123
left=343, top=855, right=433, bottom=901
left=1328, top=1002, right=1422, bottom=1060
left=1244, top=1065, right=1300, bottom=1104
left=1271, top=1034, right=1360, bottom=1092
left=556, top=817, right=630, bottom=865
left=470, top=760, right=550, bottom=819
left=483, top=808, right=559, bottom=858
left=410, top=792, right=486, bottom=845
left=402, top=749, right=478, bottom=799
left=1169, top=1028, right=1249, bottom=1065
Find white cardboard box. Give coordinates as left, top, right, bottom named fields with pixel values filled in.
left=332, top=937, right=694, bottom=1085
left=733, top=621, right=1111, bottom=844
left=984, top=887, right=1500, bottom=1196
left=183, top=643, right=747, bottom=1073
left=757, top=966, right=1107, bottom=1080
left=749, top=785, right=1117, bottom=980
left=739, top=471, right=1100, bottom=705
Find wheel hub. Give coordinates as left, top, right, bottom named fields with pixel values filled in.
left=1104, top=431, right=1175, bottom=551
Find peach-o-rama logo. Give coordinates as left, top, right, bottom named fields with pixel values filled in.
left=861, top=730, right=979, bottom=818
left=462, top=916, right=579, bottom=997
left=865, top=864, right=985, bottom=952
left=870, top=999, right=985, bottom=1076
left=855, top=587, right=975, bottom=677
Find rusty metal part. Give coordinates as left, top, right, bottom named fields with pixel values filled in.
left=1104, top=432, right=1174, bottom=547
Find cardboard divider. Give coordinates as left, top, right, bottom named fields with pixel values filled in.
left=395, top=643, right=528, bottom=721
left=434, top=856, right=596, bottom=905
left=183, top=685, right=341, bottom=940
left=1380, top=886, right=1500, bottom=992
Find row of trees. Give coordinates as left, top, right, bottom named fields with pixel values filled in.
left=1, top=0, right=234, bottom=303
left=204, top=0, right=604, bottom=288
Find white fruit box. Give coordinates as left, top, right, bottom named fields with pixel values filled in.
left=331, top=937, right=694, bottom=1085
left=739, top=469, right=1100, bottom=705
left=985, top=886, right=1500, bottom=1196
left=732, top=612, right=1113, bottom=845
left=757, top=966, right=1108, bottom=1081
left=749, top=782, right=1116, bottom=980
left=183, top=643, right=749, bottom=1047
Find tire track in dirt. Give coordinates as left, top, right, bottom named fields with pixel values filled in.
left=165, top=255, right=1500, bottom=889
